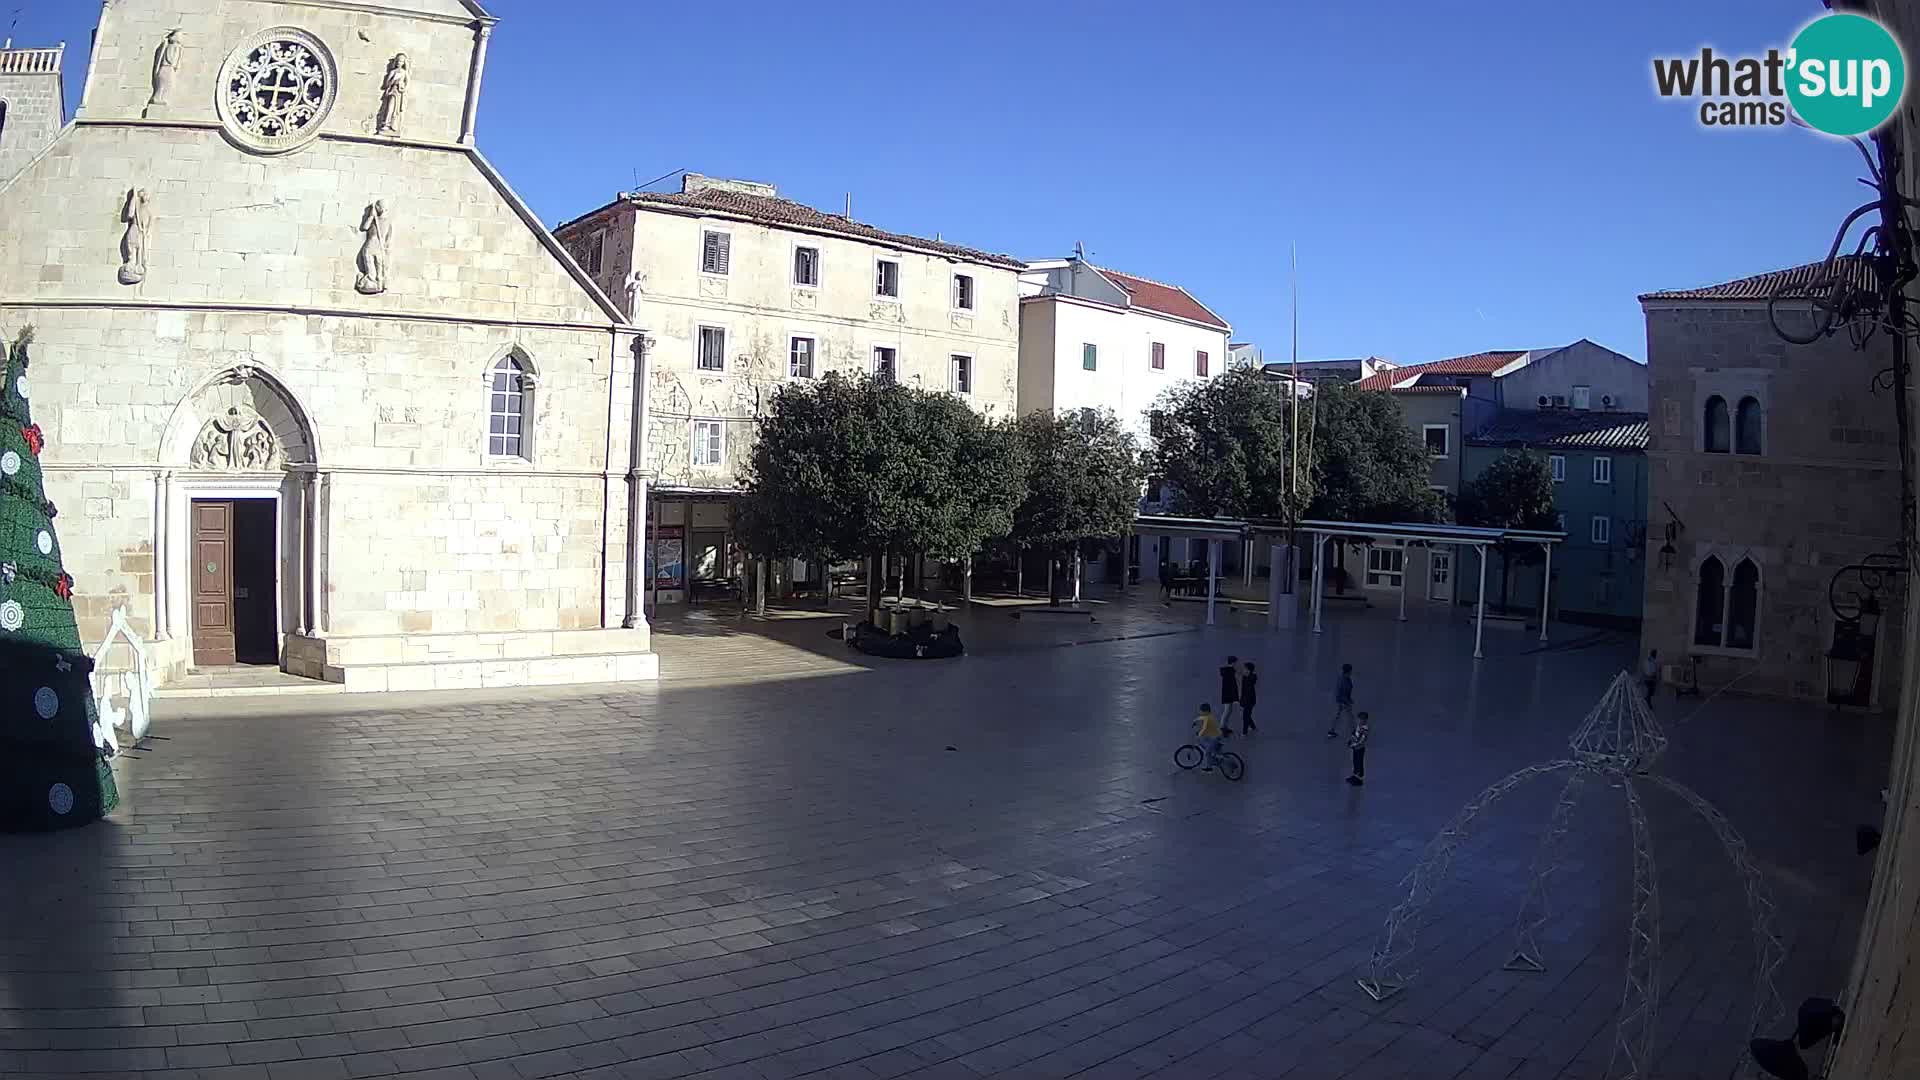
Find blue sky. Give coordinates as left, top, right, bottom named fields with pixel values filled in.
left=18, top=0, right=1884, bottom=363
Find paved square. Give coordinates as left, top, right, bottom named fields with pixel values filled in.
left=0, top=608, right=1892, bottom=1079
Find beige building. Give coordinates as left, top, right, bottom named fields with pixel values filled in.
left=555, top=175, right=1022, bottom=604
left=1637, top=259, right=1904, bottom=708
left=0, top=0, right=658, bottom=691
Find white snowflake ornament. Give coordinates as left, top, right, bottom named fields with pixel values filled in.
left=0, top=562, right=13, bottom=583
left=36, top=530, right=52, bottom=556
left=33, top=686, right=58, bottom=719
left=0, top=600, right=22, bottom=632
left=0, top=450, right=17, bottom=476
left=48, top=783, right=73, bottom=816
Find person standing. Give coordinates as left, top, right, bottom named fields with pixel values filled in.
left=1345, top=712, right=1371, bottom=786
left=1642, top=649, right=1660, bottom=703
left=1240, top=661, right=1259, bottom=734
left=1218, top=655, right=1240, bottom=733
left=1328, top=662, right=1356, bottom=738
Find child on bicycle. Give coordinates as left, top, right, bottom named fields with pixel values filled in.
left=1194, top=702, right=1223, bottom=771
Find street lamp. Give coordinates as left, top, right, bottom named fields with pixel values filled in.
left=1825, top=594, right=1882, bottom=706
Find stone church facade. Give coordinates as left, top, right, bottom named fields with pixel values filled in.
left=0, top=0, right=658, bottom=690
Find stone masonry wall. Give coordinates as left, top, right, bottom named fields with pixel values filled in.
left=80, top=0, right=478, bottom=145
left=1640, top=303, right=1905, bottom=704
left=0, top=64, right=64, bottom=184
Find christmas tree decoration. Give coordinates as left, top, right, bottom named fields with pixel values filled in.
left=0, top=327, right=118, bottom=831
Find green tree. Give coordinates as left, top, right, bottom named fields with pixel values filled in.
left=734, top=373, right=1024, bottom=625
left=1, top=327, right=119, bottom=830
left=1148, top=368, right=1307, bottom=521
left=1010, top=408, right=1145, bottom=605
left=1305, top=382, right=1448, bottom=524
left=1456, top=450, right=1559, bottom=611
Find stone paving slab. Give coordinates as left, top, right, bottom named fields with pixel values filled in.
left=0, top=609, right=1892, bottom=1079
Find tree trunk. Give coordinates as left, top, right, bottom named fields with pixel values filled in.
left=866, top=555, right=883, bottom=627
left=1016, top=548, right=1024, bottom=597
left=755, top=560, right=768, bottom=616
left=823, top=558, right=834, bottom=609
left=1048, top=547, right=1064, bottom=607
left=963, top=555, right=973, bottom=604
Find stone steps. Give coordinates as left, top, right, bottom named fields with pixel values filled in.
left=326, top=649, right=660, bottom=694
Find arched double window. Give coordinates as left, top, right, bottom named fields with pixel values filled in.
left=487, top=354, right=533, bottom=460
left=1703, top=396, right=1730, bottom=454
left=0, top=101, right=9, bottom=149
left=1693, top=554, right=1760, bottom=651
left=1735, top=396, right=1763, bottom=455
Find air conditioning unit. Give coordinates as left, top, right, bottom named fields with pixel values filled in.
left=1601, top=394, right=1616, bottom=408
left=1537, top=395, right=1551, bottom=407
left=1550, top=395, right=1568, bottom=408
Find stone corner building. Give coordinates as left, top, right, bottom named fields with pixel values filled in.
left=0, top=0, right=658, bottom=691
left=1638, top=257, right=1904, bottom=708
left=554, top=174, right=1023, bottom=606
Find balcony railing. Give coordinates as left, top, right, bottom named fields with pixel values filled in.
left=0, top=46, right=63, bottom=75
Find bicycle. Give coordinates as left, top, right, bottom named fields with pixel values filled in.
left=1174, top=734, right=1245, bottom=781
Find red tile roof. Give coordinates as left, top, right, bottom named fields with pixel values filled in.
left=1638, top=255, right=1877, bottom=301
left=602, top=189, right=1025, bottom=270
left=1094, top=267, right=1229, bottom=330
left=1354, top=350, right=1525, bottom=390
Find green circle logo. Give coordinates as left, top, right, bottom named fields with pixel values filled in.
left=1787, top=13, right=1907, bottom=136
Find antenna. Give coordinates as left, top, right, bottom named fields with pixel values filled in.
left=1074, top=240, right=1087, bottom=261
left=845, top=192, right=851, bottom=219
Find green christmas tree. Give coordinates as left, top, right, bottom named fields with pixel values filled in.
left=0, top=327, right=118, bottom=830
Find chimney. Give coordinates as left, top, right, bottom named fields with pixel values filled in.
left=681, top=173, right=777, bottom=198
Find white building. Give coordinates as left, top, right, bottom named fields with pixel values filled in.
left=555, top=175, right=1023, bottom=605
left=1016, top=254, right=1230, bottom=583
left=1016, top=255, right=1230, bottom=448
left=0, top=0, right=658, bottom=691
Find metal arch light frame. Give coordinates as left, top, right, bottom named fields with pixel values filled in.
left=1355, top=672, right=1786, bottom=1080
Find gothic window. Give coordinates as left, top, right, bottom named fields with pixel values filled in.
left=1727, top=558, right=1760, bottom=649
left=488, top=355, right=531, bottom=459
left=216, top=29, right=339, bottom=154
left=0, top=101, right=8, bottom=148
left=1692, top=554, right=1760, bottom=652
left=1703, top=395, right=1730, bottom=454
left=1735, top=396, right=1763, bottom=455
left=1693, top=555, right=1725, bottom=647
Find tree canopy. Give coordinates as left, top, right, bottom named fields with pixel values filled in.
left=1147, top=368, right=1305, bottom=521
left=1305, top=382, right=1447, bottom=524
left=733, top=374, right=1024, bottom=565
left=1456, top=451, right=1559, bottom=532
left=1009, top=408, right=1145, bottom=554
left=1146, top=371, right=1445, bottom=525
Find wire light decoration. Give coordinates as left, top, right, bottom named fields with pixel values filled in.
left=1356, top=672, right=1786, bottom=1080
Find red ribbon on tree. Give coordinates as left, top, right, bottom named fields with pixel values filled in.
left=21, top=423, right=43, bottom=456
left=53, top=573, right=73, bottom=600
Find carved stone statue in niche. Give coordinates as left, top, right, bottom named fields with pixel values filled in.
left=145, top=29, right=182, bottom=117
left=117, top=188, right=151, bottom=285
left=190, top=405, right=281, bottom=472
left=376, top=53, right=410, bottom=135
left=355, top=200, right=390, bottom=295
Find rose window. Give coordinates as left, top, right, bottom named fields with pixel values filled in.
left=215, top=28, right=337, bottom=154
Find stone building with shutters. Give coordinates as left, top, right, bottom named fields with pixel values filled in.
left=1637, top=257, right=1903, bottom=707
left=0, top=0, right=657, bottom=691
left=554, top=175, right=1023, bottom=605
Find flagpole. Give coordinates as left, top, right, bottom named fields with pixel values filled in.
left=1290, top=242, right=1299, bottom=498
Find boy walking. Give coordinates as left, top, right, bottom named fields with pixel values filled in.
left=1642, top=649, right=1660, bottom=703
left=1328, top=663, right=1356, bottom=738
left=1194, top=703, right=1223, bottom=771
left=1218, top=656, right=1240, bottom=733
left=1240, top=661, right=1259, bottom=735
left=1345, top=712, right=1370, bottom=786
